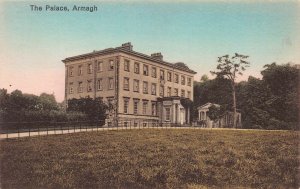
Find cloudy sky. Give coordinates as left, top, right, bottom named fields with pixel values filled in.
left=0, top=0, right=299, bottom=102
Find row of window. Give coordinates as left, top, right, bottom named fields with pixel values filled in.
left=68, top=59, right=192, bottom=86
left=123, top=99, right=157, bottom=116
left=69, top=78, right=114, bottom=94
left=68, top=60, right=114, bottom=76
left=125, top=60, right=191, bottom=86
left=69, top=78, right=191, bottom=99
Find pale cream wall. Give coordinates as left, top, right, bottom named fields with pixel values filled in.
left=117, top=53, right=194, bottom=116
left=64, top=51, right=195, bottom=121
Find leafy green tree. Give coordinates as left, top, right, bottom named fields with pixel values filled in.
left=67, top=97, right=108, bottom=125
left=211, top=53, right=250, bottom=128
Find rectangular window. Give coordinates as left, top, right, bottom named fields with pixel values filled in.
left=167, top=87, right=171, bottom=97
left=151, top=83, right=156, bottom=95
left=87, top=80, right=92, bottom=92
left=165, top=107, right=171, bottom=121
left=143, top=65, right=149, bottom=76
left=123, top=77, right=129, bottom=90
left=167, top=72, right=172, bottom=82
left=134, top=62, right=140, bottom=74
left=109, top=60, right=114, bottom=70
left=124, top=99, right=129, bottom=114
left=78, top=82, right=83, bottom=93
left=181, top=89, right=185, bottom=97
left=88, top=63, right=93, bottom=74
left=69, top=66, right=74, bottom=77
left=97, top=61, right=103, bottom=72
left=108, top=78, right=114, bottom=90
left=160, top=85, right=164, bottom=97
left=78, top=65, right=83, bottom=75
left=160, top=70, right=165, bottom=80
left=124, top=59, right=130, bottom=71
left=134, top=101, right=139, bottom=115
left=143, top=101, right=148, bottom=115
left=151, top=102, right=156, bottom=116
left=143, top=81, right=148, bottom=94
left=133, top=79, right=139, bottom=92
left=151, top=67, right=157, bottom=78
left=181, top=76, right=186, bottom=85
left=187, top=91, right=191, bottom=99
left=69, top=82, right=73, bottom=94
left=187, top=77, right=192, bottom=86
left=175, top=74, right=179, bottom=83
left=97, top=79, right=103, bottom=91
left=174, top=88, right=178, bottom=96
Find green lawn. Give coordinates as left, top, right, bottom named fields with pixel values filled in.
left=0, top=129, right=299, bottom=189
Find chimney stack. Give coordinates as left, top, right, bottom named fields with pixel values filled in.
left=121, top=42, right=133, bottom=51
left=151, top=52, right=163, bottom=61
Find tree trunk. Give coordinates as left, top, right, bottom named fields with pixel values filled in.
left=231, top=82, right=237, bottom=128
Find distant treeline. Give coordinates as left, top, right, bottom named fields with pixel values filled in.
left=194, top=63, right=299, bottom=130
left=0, top=90, right=108, bottom=125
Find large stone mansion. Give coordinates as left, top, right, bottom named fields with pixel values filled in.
left=62, top=43, right=196, bottom=127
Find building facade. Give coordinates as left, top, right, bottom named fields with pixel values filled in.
left=63, top=43, right=196, bottom=127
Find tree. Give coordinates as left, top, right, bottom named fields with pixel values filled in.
left=211, top=53, right=250, bottom=128
left=67, top=97, right=108, bottom=125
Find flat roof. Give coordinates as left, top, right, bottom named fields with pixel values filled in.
left=62, top=44, right=197, bottom=74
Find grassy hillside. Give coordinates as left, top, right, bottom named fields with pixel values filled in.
left=0, top=129, right=298, bottom=189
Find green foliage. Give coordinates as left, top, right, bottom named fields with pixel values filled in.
left=67, top=97, right=108, bottom=123
left=0, top=89, right=89, bottom=123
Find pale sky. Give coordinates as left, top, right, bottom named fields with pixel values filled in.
left=0, top=0, right=299, bottom=102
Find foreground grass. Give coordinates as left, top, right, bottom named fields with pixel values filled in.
left=0, top=129, right=299, bottom=189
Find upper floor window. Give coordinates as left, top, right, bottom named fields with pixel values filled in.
left=167, top=72, right=172, bottom=82
left=133, top=79, right=139, bottom=92
left=108, top=78, right=114, bottom=90
left=97, top=61, right=103, bottom=72
left=124, top=59, right=130, bottom=71
left=97, top=79, right=103, bottom=91
left=181, top=75, right=186, bottom=85
left=143, top=81, right=148, bottom=94
left=134, top=62, right=140, bottom=74
left=160, top=70, right=165, bottom=80
left=78, top=65, right=83, bottom=76
left=109, top=60, right=114, bottom=70
left=151, top=83, right=156, bottom=95
left=167, top=87, right=171, bottom=97
left=69, top=82, right=74, bottom=94
left=159, top=85, right=164, bottom=97
left=78, top=81, right=83, bottom=93
left=143, top=65, right=149, bottom=76
left=124, top=77, right=129, bottom=91
left=69, top=66, right=74, bottom=77
left=87, top=80, right=92, bottom=92
left=175, top=74, right=179, bottom=83
left=187, top=78, right=192, bottom=86
left=174, top=88, right=178, bottom=96
left=88, top=63, right=93, bottom=74
left=181, top=89, right=185, bottom=97
left=151, top=67, right=157, bottom=78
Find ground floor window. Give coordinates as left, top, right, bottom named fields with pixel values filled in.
left=165, top=107, right=171, bottom=121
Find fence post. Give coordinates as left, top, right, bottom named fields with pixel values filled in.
left=18, top=123, right=20, bottom=139
left=46, top=124, right=48, bottom=135
left=74, top=122, right=76, bottom=133
left=38, top=124, right=40, bottom=136
left=29, top=124, right=31, bottom=137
